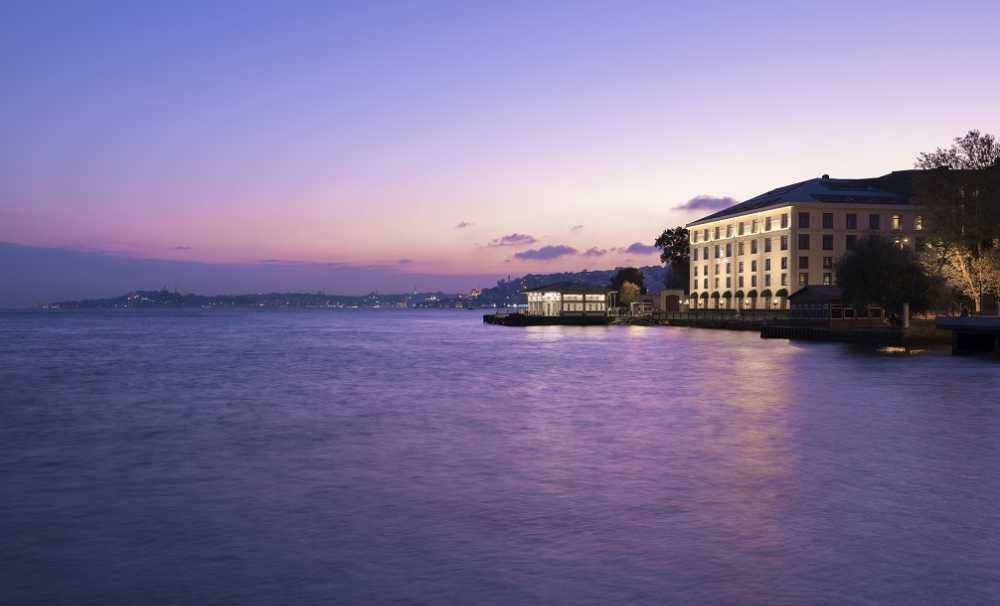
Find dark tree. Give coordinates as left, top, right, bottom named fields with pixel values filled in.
left=654, top=227, right=690, bottom=291
left=835, top=237, right=941, bottom=317
left=913, top=129, right=1000, bottom=312
left=610, top=267, right=646, bottom=294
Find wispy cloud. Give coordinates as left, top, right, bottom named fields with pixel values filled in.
left=571, top=224, right=584, bottom=232
left=455, top=221, right=474, bottom=229
left=673, top=195, right=738, bottom=211
left=397, top=258, right=413, bottom=264
left=582, top=247, right=607, bottom=257
left=624, top=242, right=658, bottom=255
left=514, top=245, right=578, bottom=261
left=168, top=246, right=193, bottom=251
left=489, top=233, right=537, bottom=247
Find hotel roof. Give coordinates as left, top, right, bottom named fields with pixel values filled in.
left=686, top=170, right=919, bottom=227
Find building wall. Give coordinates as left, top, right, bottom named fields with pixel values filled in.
left=688, top=203, right=923, bottom=309
left=526, top=291, right=608, bottom=316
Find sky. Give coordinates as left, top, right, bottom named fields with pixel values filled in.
left=2, top=1, right=999, bottom=304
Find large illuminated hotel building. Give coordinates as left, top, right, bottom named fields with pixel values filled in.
left=687, top=171, right=924, bottom=309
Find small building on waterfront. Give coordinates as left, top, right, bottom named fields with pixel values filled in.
left=524, top=283, right=614, bottom=317
left=788, top=285, right=885, bottom=327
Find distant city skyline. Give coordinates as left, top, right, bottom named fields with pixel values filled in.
left=2, top=1, right=999, bottom=302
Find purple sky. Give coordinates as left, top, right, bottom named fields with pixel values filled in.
left=2, top=1, right=998, bottom=304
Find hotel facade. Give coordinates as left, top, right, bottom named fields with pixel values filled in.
left=686, top=171, right=925, bottom=310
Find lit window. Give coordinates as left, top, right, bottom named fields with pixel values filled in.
left=891, top=215, right=901, bottom=230
left=915, top=215, right=924, bottom=231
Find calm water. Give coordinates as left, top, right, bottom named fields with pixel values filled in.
left=1, top=309, right=998, bottom=605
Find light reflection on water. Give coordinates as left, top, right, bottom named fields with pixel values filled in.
left=0, top=309, right=998, bottom=605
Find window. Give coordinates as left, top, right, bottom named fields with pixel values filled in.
left=822, top=234, right=834, bottom=250
left=823, top=256, right=833, bottom=269
left=703, top=278, right=708, bottom=289
left=751, top=275, right=757, bottom=287
left=781, top=257, right=788, bottom=270
left=780, top=235, right=788, bottom=251
left=738, top=276, right=744, bottom=288
left=822, top=212, right=833, bottom=229
left=751, top=239, right=758, bottom=254
left=738, top=261, right=744, bottom=273
left=891, top=215, right=901, bottom=230
left=916, top=236, right=927, bottom=249
left=915, top=215, right=924, bottom=231
left=751, top=260, right=757, bottom=272
left=846, top=213, right=857, bottom=230
left=703, top=229, right=709, bottom=241
left=739, top=222, right=745, bottom=235
left=781, top=213, right=789, bottom=229
left=726, top=262, right=731, bottom=274
left=765, top=216, right=772, bottom=231
left=715, top=245, right=720, bottom=258
left=823, top=272, right=833, bottom=286
left=799, top=256, right=809, bottom=269
left=869, top=214, right=881, bottom=230
left=714, top=226, right=721, bottom=239
left=846, top=235, right=857, bottom=250
left=799, top=273, right=808, bottom=286
left=764, top=238, right=772, bottom=253
left=781, top=273, right=787, bottom=286
left=799, top=212, right=810, bottom=228
left=738, top=242, right=745, bottom=256
left=726, top=224, right=734, bottom=238
left=726, top=277, right=731, bottom=288
left=798, top=234, right=810, bottom=250
left=693, top=248, right=699, bottom=261
left=692, top=231, right=698, bottom=243
left=714, top=277, right=719, bottom=288
left=752, top=219, right=759, bottom=233
left=693, top=265, right=698, bottom=276
left=726, top=243, right=732, bottom=257
left=765, top=258, right=771, bottom=271
left=764, top=274, right=771, bottom=287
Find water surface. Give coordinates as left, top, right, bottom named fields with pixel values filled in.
left=1, top=310, right=998, bottom=604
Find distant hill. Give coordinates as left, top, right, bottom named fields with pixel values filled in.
left=476, top=265, right=670, bottom=308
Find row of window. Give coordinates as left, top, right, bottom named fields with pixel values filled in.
left=693, top=232, right=930, bottom=260
left=695, top=271, right=835, bottom=291
left=693, top=255, right=837, bottom=277
left=691, top=212, right=924, bottom=244
left=692, top=214, right=790, bottom=243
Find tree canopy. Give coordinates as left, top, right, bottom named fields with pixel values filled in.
left=610, top=267, right=646, bottom=294
left=913, top=129, right=1000, bottom=312
left=619, top=281, right=641, bottom=306
left=835, top=237, right=940, bottom=316
left=654, top=227, right=690, bottom=291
